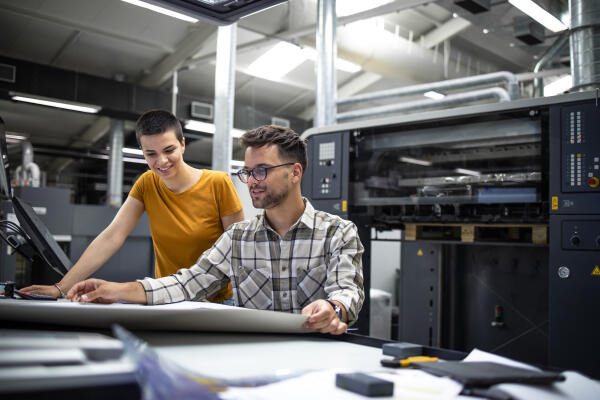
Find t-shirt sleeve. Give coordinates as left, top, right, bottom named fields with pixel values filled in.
left=217, top=172, right=243, bottom=217
left=128, top=172, right=147, bottom=203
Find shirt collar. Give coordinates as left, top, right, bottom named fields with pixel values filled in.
left=257, top=197, right=316, bottom=233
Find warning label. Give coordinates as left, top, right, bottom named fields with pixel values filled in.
left=417, top=249, right=423, bottom=256
left=592, top=266, right=600, bottom=276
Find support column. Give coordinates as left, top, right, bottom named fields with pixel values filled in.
left=315, top=0, right=337, bottom=128
left=212, top=23, right=237, bottom=173
left=107, top=119, right=124, bottom=207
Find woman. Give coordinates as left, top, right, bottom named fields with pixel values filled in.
left=23, top=110, right=244, bottom=303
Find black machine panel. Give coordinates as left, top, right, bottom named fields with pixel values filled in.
left=549, top=100, right=600, bottom=378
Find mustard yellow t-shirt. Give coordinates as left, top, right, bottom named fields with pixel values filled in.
left=129, top=169, right=243, bottom=302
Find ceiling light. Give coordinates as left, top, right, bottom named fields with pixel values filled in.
left=184, top=120, right=245, bottom=138
left=5, top=133, right=27, bottom=141
left=10, top=92, right=101, bottom=114
left=455, top=168, right=480, bottom=176
left=185, top=120, right=215, bottom=133
left=122, top=147, right=143, bottom=156
left=482, top=28, right=489, bottom=34
left=247, top=42, right=307, bottom=81
left=121, top=0, right=198, bottom=23
left=508, top=0, right=567, bottom=32
left=424, top=91, right=445, bottom=100
left=544, top=75, right=572, bottom=97
left=399, top=156, right=432, bottom=167
left=230, top=160, right=245, bottom=170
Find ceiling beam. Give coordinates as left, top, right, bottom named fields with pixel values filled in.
left=182, top=0, right=437, bottom=70
left=139, top=24, right=216, bottom=88
left=421, top=17, right=472, bottom=49
left=0, top=3, right=174, bottom=54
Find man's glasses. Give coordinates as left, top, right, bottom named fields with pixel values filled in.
left=237, top=163, right=295, bottom=183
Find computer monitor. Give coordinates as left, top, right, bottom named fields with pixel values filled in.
left=11, top=196, right=72, bottom=277
left=0, top=116, right=12, bottom=200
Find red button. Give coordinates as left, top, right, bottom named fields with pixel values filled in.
left=588, top=177, right=599, bottom=188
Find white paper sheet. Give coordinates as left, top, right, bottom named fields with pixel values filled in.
left=221, top=369, right=463, bottom=400
left=0, top=299, right=310, bottom=333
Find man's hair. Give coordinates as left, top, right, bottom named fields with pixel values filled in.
left=135, top=110, right=183, bottom=145
left=240, top=125, right=307, bottom=174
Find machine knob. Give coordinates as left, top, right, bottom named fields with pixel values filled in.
left=570, top=235, right=581, bottom=246
left=589, top=177, right=599, bottom=188
left=558, top=266, right=570, bottom=279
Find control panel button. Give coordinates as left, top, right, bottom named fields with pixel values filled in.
left=570, top=235, right=581, bottom=246
left=588, top=177, right=599, bottom=188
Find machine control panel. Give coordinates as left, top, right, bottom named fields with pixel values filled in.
left=561, top=220, right=600, bottom=250
left=562, top=104, right=600, bottom=192
left=311, top=135, right=342, bottom=199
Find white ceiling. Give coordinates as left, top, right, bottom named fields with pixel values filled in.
left=0, top=0, right=568, bottom=177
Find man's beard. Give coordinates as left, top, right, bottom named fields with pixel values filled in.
left=250, top=184, right=289, bottom=209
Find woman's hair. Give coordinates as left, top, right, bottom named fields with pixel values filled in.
left=135, top=110, right=183, bottom=145
left=240, top=125, right=307, bottom=173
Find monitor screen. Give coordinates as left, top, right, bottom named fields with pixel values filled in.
left=0, top=116, right=12, bottom=200
left=11, top=196, right=71, bottom=277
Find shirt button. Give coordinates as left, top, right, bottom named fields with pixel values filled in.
left=282, top=292, right=288, bottom=298
left=282, top=265, right=287, bottom=271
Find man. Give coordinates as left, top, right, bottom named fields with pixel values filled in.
left=68, top=125, right=364, bottom=335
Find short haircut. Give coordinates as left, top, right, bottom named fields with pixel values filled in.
left=135, top=110, right=183, bottom=146
left=240, top=125, right=307, bottom=174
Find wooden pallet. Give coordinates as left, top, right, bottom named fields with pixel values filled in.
left=404, top=223, right=548, bottom=244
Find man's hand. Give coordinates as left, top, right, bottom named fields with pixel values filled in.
left=66, top=279, right=147, bottom=304
left=19, top=284, right=61, bottom=298
left=302, top=299, right=347, bottom=335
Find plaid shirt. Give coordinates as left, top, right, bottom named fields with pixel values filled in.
left=138, top=199, right=365, bottom=325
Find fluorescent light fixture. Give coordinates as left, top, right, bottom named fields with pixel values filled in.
left=6, top=133, right=27, bottom=141
left=121, top=0, right=198, bottom=23
left=185, top=120, right=216, bottom=133
left=424, top=91, right=445, bottom=100
left=544, top=75, right=572, bottom=97
left=230, top=160, right=245, bottom=170
left=184, top=120, right=245, bottom=138
left=508, top=0, right=568, bottom=32
left=454, top=168, right=480, bottom=176
left=399, top=156, right=432, bottom=167
left=248, top=42, right=307, bottom=81
left=10, top=92, right=101, bottom=114
left=123, top=147, right=143, bottom=156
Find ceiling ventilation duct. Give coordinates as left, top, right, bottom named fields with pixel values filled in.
left=151, top=0, right=287, bottom=24
left=454, top=0, right=490, bottom=14
left=570, top=0, right=600, bottom=91
left=513, top=16, right=545, bottom=45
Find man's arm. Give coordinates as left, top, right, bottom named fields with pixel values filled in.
left=322, top=221, right=365, bottom=326
left=67, top=279, right=147, bottom=304
left=138, top=230, right=234, bottom=305
left=302, top=299, right=347, bottom=335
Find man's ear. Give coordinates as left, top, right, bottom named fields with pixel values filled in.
left=292, top=163, right=303, bottom=183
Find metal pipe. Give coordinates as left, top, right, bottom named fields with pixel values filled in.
left=337, top=88, right=510, bottom=122
left=107, top=120, right=124, bottom=207
left=171, top=69, right=178, bottom=115
left=569, top=0, right=600, bottom=91
left=337, top=71, right=519, bottom=107
left=212, top=23, right=237, bottom=174
left=315, top=0, right=337, bottom=127
left=533, top=31, right=570, bottom=97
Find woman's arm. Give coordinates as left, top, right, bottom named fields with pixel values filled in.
left=221, top=209, right=244, bottom=230
left=22, top=196, right=145, bottom=297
